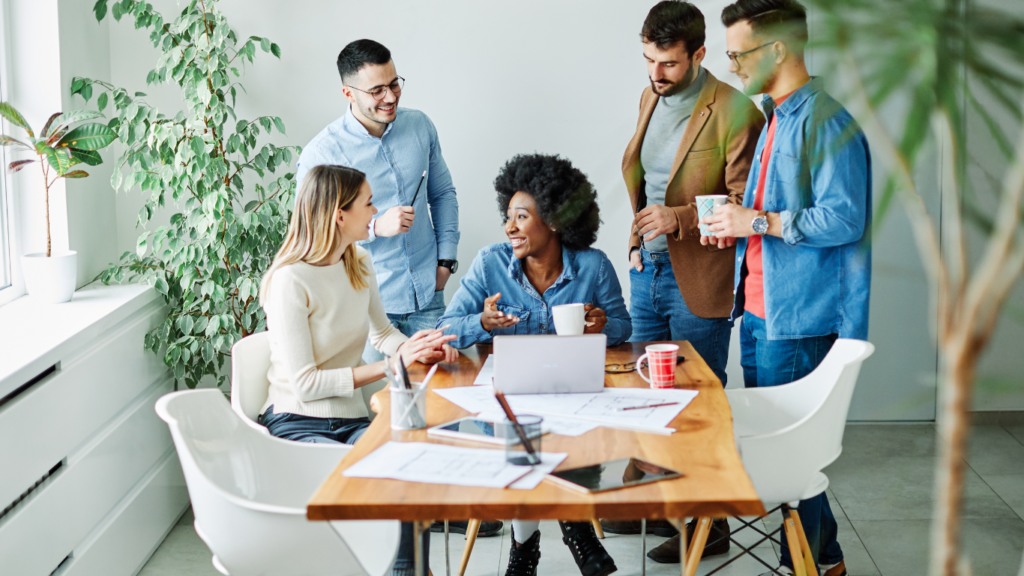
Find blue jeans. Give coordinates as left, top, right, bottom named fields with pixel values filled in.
left=739, top=311, right=842, bottom=568
left=629, top=250, right=732, bottom=385
left=259, top=407, right=428, bottom=575
left=364, top=290, right=447, bottom=364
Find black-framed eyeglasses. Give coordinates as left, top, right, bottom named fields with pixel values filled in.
left=725, top=42, right=775, bottom=65
left=605, top=356, right=685, bottom=374
left=347, top=76, right=404, bottom=101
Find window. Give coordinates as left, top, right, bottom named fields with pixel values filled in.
left=0, top=1, right=17, bottom=308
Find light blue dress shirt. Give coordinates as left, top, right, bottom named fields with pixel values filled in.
left=296, top=107, right=460, bottom=314
left=732, top=78, right=872, bottom=340
left=438, top=243, right=632, bottom=349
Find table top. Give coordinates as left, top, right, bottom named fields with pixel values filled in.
left=307, top=341, right=764, bottom=522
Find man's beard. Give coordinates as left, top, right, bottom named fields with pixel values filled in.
left=743, top=67, right=778, bottom=97
left=357, top=99, right=398, bottom=125
left=651, top=63, right=698, bottom=97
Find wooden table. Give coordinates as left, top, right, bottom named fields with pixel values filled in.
left=308, top=341, right=764, bottom=576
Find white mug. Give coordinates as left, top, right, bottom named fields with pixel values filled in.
left=552, top=303, right=586, bottom=335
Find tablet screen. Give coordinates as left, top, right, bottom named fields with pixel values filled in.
left=435, top=418, right=499, bottom=437
left=549, top=458, right=683, bottom=493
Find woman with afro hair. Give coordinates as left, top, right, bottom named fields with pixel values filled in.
left=438, top=153, right=630, bottom=576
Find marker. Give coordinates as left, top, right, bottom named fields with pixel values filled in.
left=617, top=401, right=680, bottom=412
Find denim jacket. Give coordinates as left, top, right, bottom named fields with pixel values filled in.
left=732, top=78, right=872, bottom=340
left=438, top=243, right=632, bottom=349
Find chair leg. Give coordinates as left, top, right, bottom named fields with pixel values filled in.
left=684, top=517, right=712, bottom=576
left=789, top=509, right=819, bottom=576
left=641, top=519, right=647, bottom=576
left=667, top=519, right=688, bottom=568
left=457, top=519, right=482, bottom=576
left=781, top=513, right=808, bottom=576
left=591, top=519, right=605, bottom=539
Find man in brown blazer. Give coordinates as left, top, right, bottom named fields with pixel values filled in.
left=603, top=0, right=764, bottom=562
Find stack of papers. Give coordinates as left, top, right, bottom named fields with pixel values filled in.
left=435, top=385, right=697, bottom=435
left=344, top=442, right=567, bottom=490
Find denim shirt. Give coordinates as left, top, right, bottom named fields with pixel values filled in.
left=438, top=243, right=632, bottom=349
left=732, top=78, right=872, bottom=340
left=296, top=107, right=460, bottom=314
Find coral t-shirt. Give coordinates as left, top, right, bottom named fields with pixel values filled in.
left=744, top=93, right=792, bottom=319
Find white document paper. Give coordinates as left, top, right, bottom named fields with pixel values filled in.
left=508, top=451, right=568, bottom=490
left=473, top=355, right=496, bottom=385
left=477, top=411, right=600, bottom=437
left=435, top=386, right=698, bottom=435
left=344, top=442, right=533, bottom=488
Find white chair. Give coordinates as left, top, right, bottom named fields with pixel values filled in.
left=156, top=389, right=401, bottom=576
left=685, top=339, right=875, bottom=576
left=230, top=331, right=273, bottom=434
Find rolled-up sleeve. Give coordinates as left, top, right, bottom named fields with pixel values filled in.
left=780, top=115, right=870, bottom=247
left=437, top=253, right=492, bottom=349
left=424, top=117, right=460, bottom=260
left=593, top=253, right=632, bottom=346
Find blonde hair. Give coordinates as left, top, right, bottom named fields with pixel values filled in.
left=260, top=165, right=370, bottom=304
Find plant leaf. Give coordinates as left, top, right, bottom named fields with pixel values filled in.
left=45, top=148, right=73, bottom=175
left=270, top=43, right=281, bottom=58
left=272, top=116, right=286, bottom=135
left=56, top=122, right=117, bottom=151
left=51, top=109, right=105, bottom=133
left=8, top=159, right=35, bottom=173
left=0, top=134, right=28, bottom=148
left=41, top=113, right=62, bottom=138
left=63, top=170, right=89, bottom=179
left=70, top=148, right=104, bottom=166
left=97, top=92, right=108, bottom=113
left=0, top=102, right=33, bottom=137
left=93, top=0, right=107, bottom=21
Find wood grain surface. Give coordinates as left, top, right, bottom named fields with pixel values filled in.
left=307, top=341, right=764, bottom=522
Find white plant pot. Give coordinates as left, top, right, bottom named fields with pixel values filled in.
left=22, top=251, right=78, bottom=304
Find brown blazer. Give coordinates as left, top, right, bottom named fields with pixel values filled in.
left=622, top=70, right=765, bottom=319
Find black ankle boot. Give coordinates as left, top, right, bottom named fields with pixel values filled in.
left=504, top=526, right=541, bottom=576
left=559, top=521, right=618, bottom=576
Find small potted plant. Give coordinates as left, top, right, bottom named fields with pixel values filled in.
left=0, top=102, right=116, bottom=303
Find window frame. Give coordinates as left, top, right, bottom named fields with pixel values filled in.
left=0, top=0, right=21, bottom=308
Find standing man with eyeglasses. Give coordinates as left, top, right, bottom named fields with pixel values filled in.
left=295, top=38, right=483, bottom=576
left=607, top=0, right=764, bottom=564
left=703, top=1, right=872, bottom=575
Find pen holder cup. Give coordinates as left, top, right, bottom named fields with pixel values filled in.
left=390, top=385, right=427, bottom=431
left=497, top=415, right=543, bottom=466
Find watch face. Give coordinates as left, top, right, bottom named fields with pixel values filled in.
left=450, top=260, right=459, bottom=274
left=752, top=217, right=769, bottom=235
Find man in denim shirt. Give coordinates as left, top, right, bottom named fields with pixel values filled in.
left=296, top=39, right=460, bottom=344
left=704, top=2, right=871, bottom=576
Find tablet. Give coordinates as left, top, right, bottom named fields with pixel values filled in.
left=546, top=457, right=683, bottom=493
left=426, top=416, right=544, bottom=445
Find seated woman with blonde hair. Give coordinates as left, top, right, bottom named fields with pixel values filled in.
left=258, top=164, right=456, bottom=576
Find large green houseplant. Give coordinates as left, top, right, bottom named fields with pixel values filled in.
left=0, top=103, right=116, bottom=303
left=79, top=0, right=300, bottom=388
left=805, top=0, right=1024, bottom=574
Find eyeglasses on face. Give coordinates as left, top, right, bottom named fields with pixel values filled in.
left=725, top=42, right=776, bottom=65
left=348, top=76, right=405, bottom=101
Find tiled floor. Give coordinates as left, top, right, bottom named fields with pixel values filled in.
left=139, top=424, right=1024, bottom=576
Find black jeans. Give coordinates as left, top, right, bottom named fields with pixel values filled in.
left=260, top=406, right=429, bottom=574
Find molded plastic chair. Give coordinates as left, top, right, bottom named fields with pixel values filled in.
left=156, top=389, right=401, bottom=576
left=230, top=331, right=273, bottom=434
left=688, top=339, right=875, bottom=576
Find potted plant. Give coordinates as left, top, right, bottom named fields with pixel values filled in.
left=0, top=103, right=116, bottom=303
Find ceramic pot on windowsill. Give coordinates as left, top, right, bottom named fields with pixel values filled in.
left=21, top=251, right=78, bottom=304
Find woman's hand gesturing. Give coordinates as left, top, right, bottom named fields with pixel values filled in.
left=480, top=292, right=520, bottom=333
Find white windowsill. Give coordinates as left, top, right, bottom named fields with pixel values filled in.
left=0, top=282, right=163, bottom=398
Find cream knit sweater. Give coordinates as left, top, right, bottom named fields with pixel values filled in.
left=261, top=247, right=406, bottom=419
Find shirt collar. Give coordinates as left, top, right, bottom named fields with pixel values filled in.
left=343, top=105, right=396, bottom=139
left=760, top=76, right=823, bottom=118
left=507, top=245, right=578, bottom=285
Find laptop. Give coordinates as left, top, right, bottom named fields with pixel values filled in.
left=493, top=334, right=607, bottom=394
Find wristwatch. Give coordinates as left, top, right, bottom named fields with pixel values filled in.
left=751, top=211, right=769, bottom=236
left=438, top=259, right=459, bottom=274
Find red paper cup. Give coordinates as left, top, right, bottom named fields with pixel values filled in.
left=636, top=344, right=679, bottom=389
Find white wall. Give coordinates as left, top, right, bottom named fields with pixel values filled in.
left=101, top=0, right=1024, bottom=419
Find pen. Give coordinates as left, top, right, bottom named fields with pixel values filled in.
left=493, top=389, right=541, bottom=465
left=409, top=170, right=426, bottom=206
left=617, top=401, right=680, bottom=412
left=398, top=355, right=413, bottom=390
